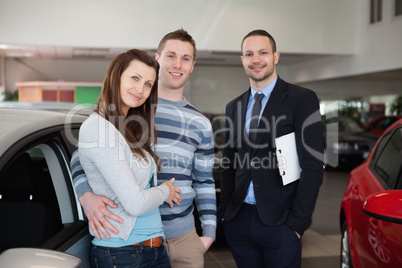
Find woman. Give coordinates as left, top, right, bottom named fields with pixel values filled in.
left=78, top=49, right=181, bottom=268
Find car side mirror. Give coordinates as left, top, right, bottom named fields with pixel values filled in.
left=363, top=190, right=402, bottom=224
left=0, top=248, right=82, bottom=267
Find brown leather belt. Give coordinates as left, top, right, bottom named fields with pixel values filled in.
left=133, top=236, right=163, bottom=248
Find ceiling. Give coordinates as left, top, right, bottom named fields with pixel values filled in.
left=337, top=69, right=402, bottom=81
left=2, top=44, right=401, bottom=78
left=0, top=43, right=326, bottom=66
left=1, top=44, right=401, bottom=99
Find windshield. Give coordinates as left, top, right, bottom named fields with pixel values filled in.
left=324, top=117, right=364, bottom=133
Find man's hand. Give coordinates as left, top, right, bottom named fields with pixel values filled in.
left=79, top=192, right=123, bottom=240
left=200, top=236, right=214, bottom=251
left=295, top=232, right=301, bottom=239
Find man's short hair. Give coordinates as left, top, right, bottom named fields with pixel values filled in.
left=241, top=29, right=277, bottom=53
left=157, top=28, right=196, bottom=59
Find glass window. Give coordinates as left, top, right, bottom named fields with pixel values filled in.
left=0, top=139, right=71, bottom=252
left=373, top=118, right=398, bottom=131
left=396, top=170, right=402, bottom=189
left=396, top=0, right=402, bottom=16
left=372, top=128, right=402, bottom=187
left=371, top=0, right=383, bottom=23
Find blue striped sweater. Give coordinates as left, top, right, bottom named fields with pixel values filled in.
left=71, top=97, right=217, bottom=240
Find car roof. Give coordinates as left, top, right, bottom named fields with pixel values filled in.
left=366, top=114, right=402, bottom=124
left=0, top=101, right=94, bottom=115
left=0, top=108, right=87, bottom=157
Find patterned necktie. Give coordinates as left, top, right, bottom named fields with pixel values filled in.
left=249, top=93, right=264, bottom=143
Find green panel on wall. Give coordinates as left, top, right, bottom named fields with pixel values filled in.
left=75, top=86, right=101, bottom=105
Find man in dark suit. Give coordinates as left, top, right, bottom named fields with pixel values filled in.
left=218, top=29, right=325, bottom=268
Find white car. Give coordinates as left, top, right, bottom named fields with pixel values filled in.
left=0, top=107, right=91, bottom=267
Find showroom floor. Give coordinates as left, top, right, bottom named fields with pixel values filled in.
left=204, top=170, right=349, bottom=268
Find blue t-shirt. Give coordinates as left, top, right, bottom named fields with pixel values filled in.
left=93, top=161, right=164, bottom=247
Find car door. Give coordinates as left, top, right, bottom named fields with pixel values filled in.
left=351, top=128, right=402, bottom=267
left=0, top=126, right=91, bottom=267
left=348, top=159, right=385, bottom=267
left=363, top=126, right=402, bottom=267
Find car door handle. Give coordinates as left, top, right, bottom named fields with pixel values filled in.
left=369, top=217, right=379, bottom=231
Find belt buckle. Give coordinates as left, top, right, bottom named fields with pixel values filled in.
left=149, top=238, right=156, bottom=248
left=150, top=237, right=161, bottom=248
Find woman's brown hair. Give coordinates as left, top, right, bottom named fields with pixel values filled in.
left=95, top=49, right=160, bottom=167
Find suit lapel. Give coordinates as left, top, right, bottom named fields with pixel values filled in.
left=240, top=89, right=251, bottom=146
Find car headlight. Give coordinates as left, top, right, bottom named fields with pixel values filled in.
left=333, top=142, right=353, bottom=152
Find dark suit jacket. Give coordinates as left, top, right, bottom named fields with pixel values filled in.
left=218, top=77, right=324, bottom=236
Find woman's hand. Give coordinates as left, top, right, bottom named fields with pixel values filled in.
left=162, top=178, right=182, bottom=209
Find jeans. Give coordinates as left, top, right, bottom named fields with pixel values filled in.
left=90, top=244, right=171, bottom=268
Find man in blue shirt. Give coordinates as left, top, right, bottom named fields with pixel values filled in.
left=218, top=29, right=324, bottom=268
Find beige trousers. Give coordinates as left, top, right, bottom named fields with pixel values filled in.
left=164, top=228, right=206, bottom=268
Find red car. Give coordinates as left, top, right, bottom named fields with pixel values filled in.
left=365, top=115, right=402, bottom=136
left=339, top=119, right=402, bottom=268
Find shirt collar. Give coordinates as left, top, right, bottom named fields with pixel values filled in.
left=250, top=76, right=278, bottom=98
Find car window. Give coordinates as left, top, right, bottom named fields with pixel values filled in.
left=373, top=118, right=398, bottom=130
left=372, top=128, right=402, bottom=187
left=342, top=118, right=364, bottom=132
left=324, top=117, right=364, bottom=133
left=0, top=137, right=75, bottom=252
left=396, top=169, right=402, bottom=190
